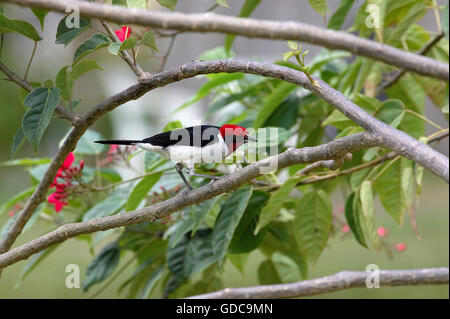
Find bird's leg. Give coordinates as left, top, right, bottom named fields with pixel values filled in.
left=186, top=164, right=221, bottom=181
left=175, top=163, right=192, bottom=190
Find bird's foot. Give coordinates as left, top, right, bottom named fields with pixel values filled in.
left=181, top=187, right=192, bottom=196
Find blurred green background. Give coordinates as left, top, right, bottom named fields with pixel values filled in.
left=0, top=1, right=448, bottom=298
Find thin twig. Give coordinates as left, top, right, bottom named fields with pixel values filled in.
left=378, top=32, right=445, bottom=93
left=24, top=41, right=37, bottom=81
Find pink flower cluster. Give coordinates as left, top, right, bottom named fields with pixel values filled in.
left=47, top=152, right=84, bottom=212
left=340, top=224, right=407, bottom=252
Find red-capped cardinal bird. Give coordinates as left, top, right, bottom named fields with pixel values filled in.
left=95, top=124, right=257, bottom=189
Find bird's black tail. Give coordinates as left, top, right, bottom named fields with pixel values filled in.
left=94, top=139, right=142, bottom=145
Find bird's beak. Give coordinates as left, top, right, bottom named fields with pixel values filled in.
left=245, top=135, right=257, bottom=142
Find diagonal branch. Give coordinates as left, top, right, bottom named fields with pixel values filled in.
left=377, top=31, right=446, bottom=93
left=4, top=0, right=449, bottom=81
left=0, top=58, right=447, bottom=262
left=0, top=132, right=378, bottom=269
left=187, top=267, right=449, bottom=299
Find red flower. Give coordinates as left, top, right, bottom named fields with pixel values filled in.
left=115, top=26, right=131, bottom=42
left=47, top=152, right=83, bottom=212
left=47, top=192, right=68, bottom=212
left=62, top=152, right=75, bottom=170
left=395, top=243, right=407, bottom=252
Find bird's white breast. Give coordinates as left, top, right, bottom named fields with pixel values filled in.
left=135, top=134, right=231, bottom=164
left=167, top=134, right=231, bottom=164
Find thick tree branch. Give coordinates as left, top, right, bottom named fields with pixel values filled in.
left=187, top=268, right=449, bottom=299
left=0, top=132, right=379, bottom=269
left=0, top=58, right=447, bottom=263
left=4, top=0, right=449, bottom=81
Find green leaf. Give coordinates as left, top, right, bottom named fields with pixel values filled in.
left=173, top=73, right=244, bottom=113
left=156, top=0, right=177, bottom=10
left=255, top=178, right=297, bottom=234
left=360, top=181, right=380, bottom=251
left=257, top=259, right=281, bottom=285
left=216, top=0, right=230, bottom=8
left=141, top=29, right=159, bottom=51
left=0, top=186, right=35, bottom=215
left=83, top=189, right=128, bottom=221
left=272, top=252, right=302, bottom=283
left=127, top=0, right=147, bottom=9
left=108, top=42, right=121, bottom=55
left=229, top=190, right=270, bottom=253
left=322, top=109, right=353, bottom=130
left=228, top=253, right=249, bottom=276
left=55, top=66, right=73, bottom=101
left=345, top=192, right=368, bottom=248
left=125, top=173, right=162, bottom=211
left=191, top=196, right=223, bottom=236
left=263, top=94, right=300, bottom=130
left=377, top=99, right=405, bottom=128
left=120, top=36, right=137, bottom=51
left=170, top=219, right=194, bottom=248
left=113, top=0, right=128, bottom=6
left=212, top=186, right=253, bottom=266
left=253, top=82, right=297, bottom=129
left=73, top=34, right=110, bottom=63
left=163, top=120, right=183, bottom=132
left=166, top=230, right=217, bottom=295
left=294, top=189, right=332, bottom=264
left=225, top=0, right=262, bottom=51
left=138, top=266, right=165, bottom=299
left=15, top=245, right=59, bottom=288
left=414, top=136, right=427, bottom=195
left=82, top=242, right=121, bottom=292
left=22, top=87, right=60, bottom=153
left=55, top=16, right=90, bottom=45
left=99, top=167, right=122, bottom=184
left=0, top=157, right=51, bottom=168
left=350, top=167, right=371, bottom=191
left=68, top=129, right=107, bottom=155
left=443, top=1, right=449, bottom=38
left=308, top=0, right=328, bottom=19
left=401, top=157, right=414, bottom=211
left=31, top=8, right=49, bottom=31
left=197, top=46, right=234, bottom=61
left=374, top=158, right=412, bottom=225
left=386, top=74, right=425, bottom=138
left=327, top=0, right=355, bottom=30
left=144, top=152, right=166, bottom=172
left=0, top=13, right=41, bottom=41
left=308, top=49, right=351, bottom=73
left=10, top=125, right=26, bottom=159
left=72, top=59, right=103, bottom=80
left=386, top=2, right=427, bottom=45
left=206, top=86, right=259, bottom=119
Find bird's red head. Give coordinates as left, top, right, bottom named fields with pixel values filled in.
left=219, top=124, right=256, bottom=152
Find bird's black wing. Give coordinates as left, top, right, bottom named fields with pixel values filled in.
left=142, top=125, right=220, bottom=148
